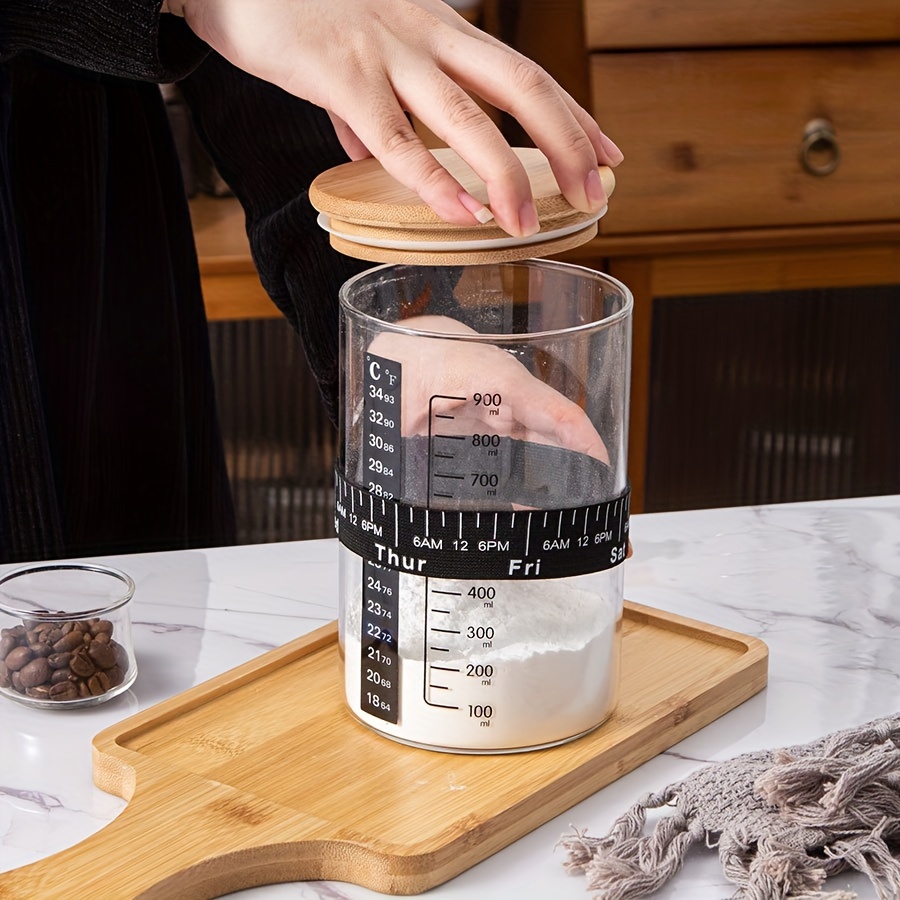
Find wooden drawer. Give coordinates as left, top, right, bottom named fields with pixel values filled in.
left=585, top=0, right=900, bottom=49
left=592, top=46, right=900, bottom=235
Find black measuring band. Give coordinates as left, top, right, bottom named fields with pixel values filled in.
left=334, top=469, right=630, bottom=581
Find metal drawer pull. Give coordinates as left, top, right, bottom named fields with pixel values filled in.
left=800, top=118, right=841, bottom=176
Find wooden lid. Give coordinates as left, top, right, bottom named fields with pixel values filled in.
left=309, top=147, right=615, bottom=265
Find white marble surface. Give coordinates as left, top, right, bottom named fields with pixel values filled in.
left=2, top=495, right=899, bottom=898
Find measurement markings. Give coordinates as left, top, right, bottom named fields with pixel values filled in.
left=431, top=628, right=461, bottom=634
left=429, top=684, right=450, bottom=690
left=435, top=414, right=455, bottom=419
left=434, top=452, right=455, bottom=459
left=434, top=473, right=465, bottom=479
left=432, top=608, right=451, bottom=614
left=429, top=646, right=450, bottom=652
left=431, top=590, right=462, bottom=596
left=430, top=665, right=460, bottom=672
left=434, top=434, right=466, bottom=441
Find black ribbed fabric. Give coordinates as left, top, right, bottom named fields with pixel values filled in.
left=179, top=55, right=370, bottom=423
left=0, top=5, right=365, bottom=563
left=1, top=1, right=208, bottom=80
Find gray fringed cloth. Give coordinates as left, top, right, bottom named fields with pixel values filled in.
left=560, top=716, right=900, bottom=900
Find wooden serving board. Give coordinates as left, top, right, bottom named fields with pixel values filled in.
left=0, top=601, right=767, bottom=899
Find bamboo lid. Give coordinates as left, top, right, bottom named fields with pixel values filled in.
left=309, top=147, right=615, bottom=265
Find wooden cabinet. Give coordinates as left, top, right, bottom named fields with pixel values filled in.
left=591, top=46, right=900, bottom=234
left=189, top=194, right=279, bottom=322
left=584, top=0, right=900, bottom=48
left=492, top=0, right=900, bottom=512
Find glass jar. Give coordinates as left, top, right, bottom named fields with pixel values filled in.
left=0, top=563, right=137, bottom=708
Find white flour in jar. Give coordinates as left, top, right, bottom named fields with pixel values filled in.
left=342, top=571, right=620, bottom=752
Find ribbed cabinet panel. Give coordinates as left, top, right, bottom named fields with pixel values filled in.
left=207, top=319, right=337, bottom=543
left=646, top=285, right=899, bottom=511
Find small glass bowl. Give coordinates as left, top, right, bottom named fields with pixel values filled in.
left=0, top=563, right=137, bottom=709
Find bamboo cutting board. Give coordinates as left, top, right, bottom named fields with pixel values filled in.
left=0, top=601, right=767, bottom=899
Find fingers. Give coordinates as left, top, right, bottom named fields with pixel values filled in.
left=331, top=78, right=497, bottom=229
left=330, top=18, right=619, bottom=235
left=393, top=69, right=538, bottom=237
left=439, top=34, right=623, bottom=216
left=370, top=323, right=609, bottom=463
left=496, top=376, right=610, bottom=464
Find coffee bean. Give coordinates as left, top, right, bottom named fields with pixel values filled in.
left=50, top=667, right=72, bottom=684
left=25, top=684, right=52, bottom=700
left=18, top=657, right=51, bottom=688
left=45, top=627, right=64, bottom=645
left=112, top=640, right=130, bottom=670
left=52, top=631, right=84, bottom=654
left=49, top=681, right=78, bottom=701
left=87, top=672, right=111, bottom=696
left=48, top=651, right=71, bottom=669
left=4, top=646, right=34, bottom=672
left=0, top=634, right=16, bottom=657
left=69, top=647, right=95, bottom=678
left=88, top=642, right=116, bottom=670
left=90, top=620, right=113, bottom=637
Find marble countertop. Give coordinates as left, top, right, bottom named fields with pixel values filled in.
left=2, top=495, right=898, bottom=899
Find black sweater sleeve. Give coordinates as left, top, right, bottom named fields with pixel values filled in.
left=1, top=1, right=208, bottom=81
left=178, top=52, right=369, bottom=421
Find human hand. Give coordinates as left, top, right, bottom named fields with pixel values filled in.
left=160, top=0, right=622, bottom=238
left=369, top=316, right=609, bottom=463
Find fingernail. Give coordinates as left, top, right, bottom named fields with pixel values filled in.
left=518, top=199, right=540, bottom=237
left=584, top=168, right=607, bottom=211
left=458, top=190, right=494, bottom=224
left=600, top=132, right=624, bottom=165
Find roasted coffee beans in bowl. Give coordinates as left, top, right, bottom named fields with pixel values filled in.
left=0, top=564, right=137, bottom=708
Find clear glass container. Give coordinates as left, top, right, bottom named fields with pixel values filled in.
left=336, top=260, right=632, bottom=752
left=0, top=563, right=137, bottom=708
